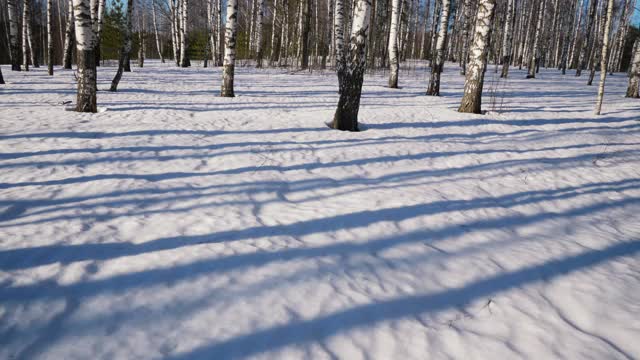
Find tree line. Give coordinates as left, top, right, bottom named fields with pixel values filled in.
left=1, top=0, right=639, bottom=130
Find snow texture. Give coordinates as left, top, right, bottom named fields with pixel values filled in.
left=1, top=61, right=640, bottom=359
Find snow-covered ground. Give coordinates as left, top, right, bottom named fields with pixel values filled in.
left=1, top=61, right=639, bottom=359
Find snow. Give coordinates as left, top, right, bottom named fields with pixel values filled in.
left=1, top=61, right=640, bottom=359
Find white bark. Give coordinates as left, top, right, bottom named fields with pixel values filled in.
left=48, top=0, right=54, bottom=75
left=500, top=0, right=515, bottom=78
left=626, top=40, right=640, bottom=98
left=62, top=0, right=74, bottom=68
left=179, top=0, right=189, bottom=67
left=7, top=0, right=20, bottom=70
left=459, top=0, right=496, bottom=114
left=152, top=0, right=164, bottom=63
left=594, top=0, right=614, bottom=115
left=221, top=0, right=238, bottom=97
left=426, top=0, right=450, bottom=96
left=332, top=0, right=371, bottom=131
left=388, top=0, right=400, bottom=88
left=527, top=0, right=545, bottom=78
left=255, top=0, right=264, bottom=67
left=73, top=0, right=97, bottom=112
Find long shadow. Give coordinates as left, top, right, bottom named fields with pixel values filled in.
left=1, top=187, right=637, bottom=289
left=166, top=239, right=640, bottom=359
left=1, top=148, right=637, bottom=190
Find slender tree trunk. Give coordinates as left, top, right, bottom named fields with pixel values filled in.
left=221, top=0, right=238, bottom=97
left=23, top=0, right=31, bottom=70
left=73, top=0, right=97, bottom=112
left=388, top=0, right=400, bottom=88
left=62, top=0, right=74, bottom=69
left=587, top=0, right=604, bottom=85
left=334, top=0, right=345, bottom=91
left=279, top=0, right=289, bottom=66
left=332, top=0, right=371, bottom=131
left=459, top=0, right=472, bottom=75
left=152, top=0, right=164, bottom=63
left=180, top=0, right=189, bottom=67
left=426, top=0, right=450, bottom=96
left=459, top=0, right=496, bottom=114
left=526, top=0, right=545, bottom=78
left=594, top=0, right=613, bottom=115
left=626, top=40, right=640, bottom=98
left=270, top=0, right=279, bottom=64
left=255, top=0, right=264, bottom=67
left=300, top=0, right=312, bottom=69
left=0, top=66, right=4, bottom=83
left=110, top=0, right=133, bottom=91
left=171, top=0, right=179, bottom=65
left=576, top=0, right=598, bottom=76
left=7, top=0, right=20, bottom=71
left=500, top=0, right=515, bottom=78
left=48, top=0, right=54, bottom=75
left=419, top=0, right=430, bottom=60
left=138, top=12, right=145, bottom=68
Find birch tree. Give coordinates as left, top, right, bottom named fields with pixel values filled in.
left=331, top=0, right=371, bottom=131
left=576, top=0, right=598, bottom=76
left=626, top=40, right=640, bottom=98
left=255, top=0, right=264, bottom=67
left=180, top=0, right=189, bottom=67
left=73, top=0, right=98, bottom=112
left=0, top=66, right=4, bottom=84
left=500, top=0, right=515, bottom=78
left=152, top=0, right=164, bottom=63
left=334, top=0, right=345, bottom=92
left=594, top=0, right=613, bottom=115
left=63, top=0, right=74, bottom=68
left=387, top=0, right=400, bottom=88
left=270, top=0, right=280, bottom=64
left=458, top=0, right=496, bottom=114
left=48, top=0, right=54, bottom=75
left=23, top=0, right=34, bottom=70
left=221, top=0, right=238, bottom=97
left=7, top=0, right=21, bottom=70
left=426, top=0, right=451, bottom=96
left=110, top=0, right=133, bottom=91
left=526, top=0, right=545, bottom=79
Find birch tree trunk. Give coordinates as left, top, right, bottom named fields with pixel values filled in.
left=62, top=0, right=74, bottom=68
left=269, top=0, right=279, bottom=64
left=73, top=0, right=97, bottom=112
left=334, top=0, right=345, bottom=92
left=110, top=0, right=133, bottom=91
left=526, top=0, right=545, bottom=78
left=0, top=66, right=4, bottom=83
left=138, top=12, right=145, bottom=68
left=221, top=0, right=238, bottom=97
left=331, top=0, right=370, bottom=131
left=8, top=0, right=21, bottom=71
left=426, top=0, right=450, bottom=96
left=255, top=0, right=264, bottom=67
left=419, top=0, right=430, bottom=60
left=300, top=0, right=312, bottom=69
left=279, top=0, right=289, bottom=66
left=626, top=40, right=640, bottom=98
left=23, top=0, right=32, bottom=70
left=594, top=0, right=613, bottom=115
left=576, top=0, right=598, bottom=76
left=152, top=0, right=164, bottom=63
left=48, top=0, right=54, bottom=75
left=171, top=0, right=179, bottom=65
left=458, top=0, right=496, bottom=114
left=459, top=0, right=472, bottom=75
left=93, top=0, right=105, bottom=65
left=179, top=0, right=189, bottom=67
left=217, top=0, right=223, bottom=66
left=500, top=0, right=515, bottom=78
left=387, top=0, right=400, bottom=88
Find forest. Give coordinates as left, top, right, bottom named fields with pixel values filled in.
left=1, top=0, right=640, bottom=359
